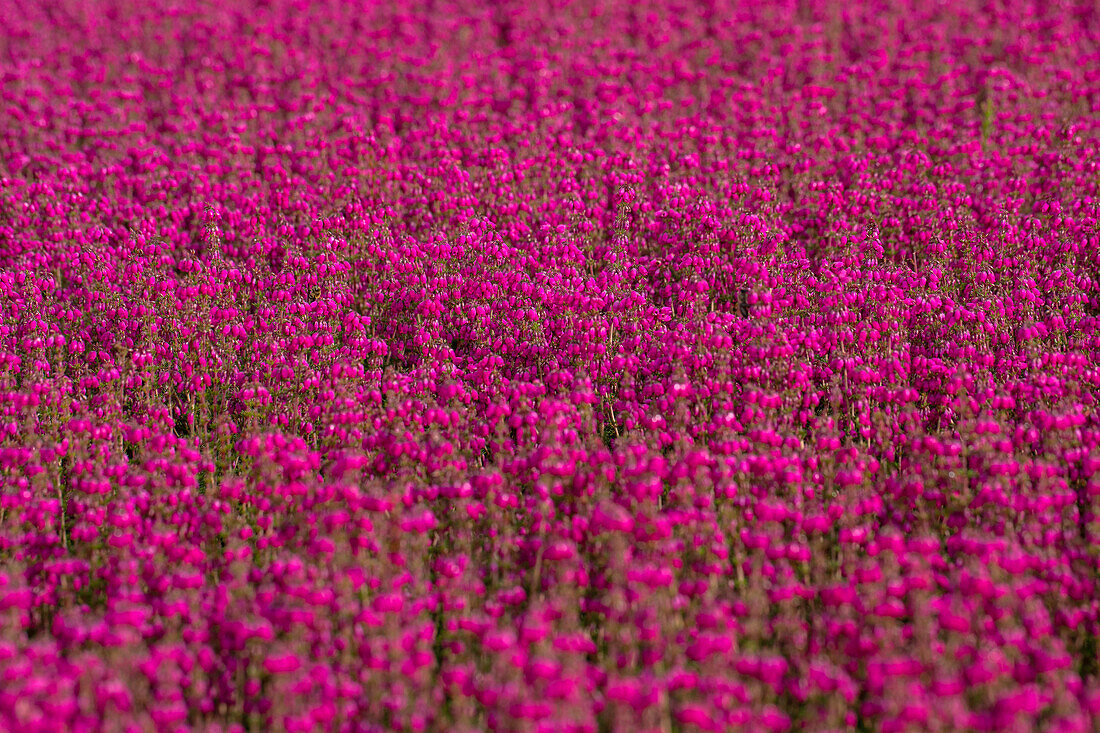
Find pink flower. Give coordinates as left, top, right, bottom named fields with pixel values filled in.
left=264, top=653, right=302, bottom=675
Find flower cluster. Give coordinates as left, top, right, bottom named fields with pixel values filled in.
left=2, top=0, right=1100, bottom=730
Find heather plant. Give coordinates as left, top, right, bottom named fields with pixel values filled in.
left=2, top=0, right=1100, bottom=731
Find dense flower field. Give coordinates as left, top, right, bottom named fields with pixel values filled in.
left=2, top=0, right=1100, bottom=730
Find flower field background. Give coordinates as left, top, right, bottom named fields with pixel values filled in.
left=2, top=0, right=1100, bottom=730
